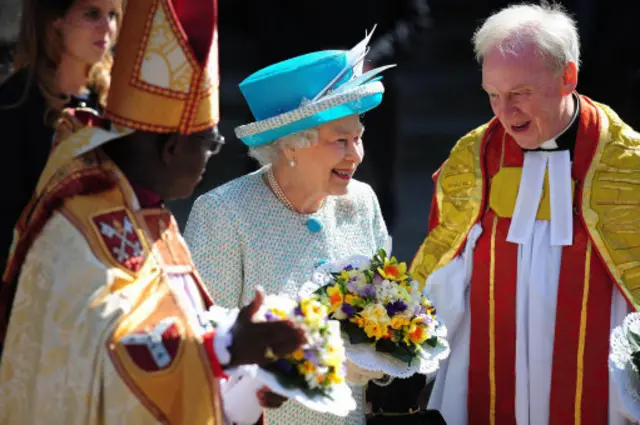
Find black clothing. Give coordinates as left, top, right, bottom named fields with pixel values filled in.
left=0, top=68, right=101, bottom=278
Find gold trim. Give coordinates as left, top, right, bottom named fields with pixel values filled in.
left=581, top=103, right=640, bottom=310
left=411, top=123, right=490, bottom=284
left=574, top=240, right=591, bottom=424
left=489, top=215, right=498, bottom=425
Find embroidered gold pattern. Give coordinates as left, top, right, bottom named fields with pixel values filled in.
left=410, top=123, right=488, bottom=285
left=138, top=1, right=193, bottom=93
left=582, top=103, right=640, bottom=309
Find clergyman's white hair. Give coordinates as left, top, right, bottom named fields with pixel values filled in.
left=248, top=128, right=320, bottom=166
left=472, top=2, right=580, bottom=72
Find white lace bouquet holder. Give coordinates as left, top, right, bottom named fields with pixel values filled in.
left=220, top=296, right=356, bottom=424
left=610, top=312, right=640, bottom=420
left=299, top=238, right=450, bottom=379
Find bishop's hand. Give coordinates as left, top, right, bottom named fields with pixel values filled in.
left=227, top=288, right=305, bottom=367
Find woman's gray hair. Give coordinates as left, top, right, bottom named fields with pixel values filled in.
left=472, top=3, right=580, bottom=72
left=248, top=128, right=320, bottom=166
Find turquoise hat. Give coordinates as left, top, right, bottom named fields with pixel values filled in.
left=235, top=27, right=395, bottom=147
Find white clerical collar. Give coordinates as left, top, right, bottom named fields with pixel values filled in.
left=536, top=94, right=580, bottom=150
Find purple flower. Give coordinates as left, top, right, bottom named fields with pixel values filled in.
left=343, top=265, right=354, bottom=272
left=304, top=349, right=319, bottom=364
left=265, top=311, right=276, bottom=321
left=414, top=305, right=426, bottom=316
left=274, top=359, right=293, bottom=373
left=385, top=301, right=407, bottom=316
left=294, top=307, right=303, bottom=317
left=358, top=285, right=377, bottom=299
left=347, top=282, right=358, bottom=293
left=372, top=275, right=384, bottom=285
left=342, top=303, right=356, bottom=318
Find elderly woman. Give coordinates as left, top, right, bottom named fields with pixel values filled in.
left=185, top=32, right=392, bottom=425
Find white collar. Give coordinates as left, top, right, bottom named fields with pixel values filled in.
left=537, top=94, right=579, bottom=150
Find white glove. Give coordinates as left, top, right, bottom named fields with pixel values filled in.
left=345, top=359, right=384, bottom=385
left=221, top=367, right=264, bottom=425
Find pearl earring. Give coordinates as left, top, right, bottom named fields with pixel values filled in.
left=289, top=160, right=296, bottom=167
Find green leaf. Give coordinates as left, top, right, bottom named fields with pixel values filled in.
left=341, top=320, right=370, bottom=345
left=363, top=270, right=374, bottom=283
left=629, top=329, right=640, bottom=350
left=424, top=336, right=439, bottom=348
left=375, top=339, right=397, bottom=354
left=262, top=364, right=329, bottom=398
left=632, top=351, right=640, bottom=372
left=313, top=284, right=328, bottom=297
left=377, top=343, right=417, bottom=365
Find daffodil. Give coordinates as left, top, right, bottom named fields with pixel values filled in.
left=377, top=257, right=409, bottom=282
left=403, top=317, right=430, bottom=346
left=326, top=283, right=344, bottom=313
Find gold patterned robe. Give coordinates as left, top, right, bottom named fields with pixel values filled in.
left=411, top=95, right=640, bottom=425
left=0, top=149, right=225, bottom=425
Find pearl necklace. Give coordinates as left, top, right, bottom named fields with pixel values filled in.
left=265, top=168, right=325, bottom=233
left=266, top=167, right=296, bottom=212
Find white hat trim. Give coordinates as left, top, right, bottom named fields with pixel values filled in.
left=234, top=82, right=384, bottom=139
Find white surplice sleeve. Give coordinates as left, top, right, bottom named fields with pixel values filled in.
left=424, top=223, right=483, bottom=337
left=185, top=192, right=245, bottom=309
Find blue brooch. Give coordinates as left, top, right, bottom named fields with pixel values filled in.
left=307, top=218, right=323, bottom=233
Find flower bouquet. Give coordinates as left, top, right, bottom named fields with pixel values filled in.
left=302, top=247, right=450, bottom=378
left=220, top=295, right=356, bottom=421
left=609, top=312, right=640, bottom=418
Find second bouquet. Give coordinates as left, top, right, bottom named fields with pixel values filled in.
left=304, top=246, right=450, bottom=378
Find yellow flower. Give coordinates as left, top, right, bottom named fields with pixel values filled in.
left=351, top=316, right=365, bottom=328
left=298, top=360, right=316, bottom=376
left=340, top=270, right=351, bottom=281
left=301, top=298, right=327, bottom=327
left=292, top=349, right=304, bottom=361
left=390, top=315, right=411, bottom=330
left=403, top=318, right=430, bottom=346
left=365, top=322, right=389, bottom=340
left=326, top=284, right=344, bottom=313
left=271, top=308, right=288, bottom=319
left=345, top=294, right=358, bottom=305
left=328, top=371, right=344, bottom=384
left=377, top=258, right=408, bottom=282
left=360, top=304, right=390, bottom=325
left=321, top=345, right=343, bottom=368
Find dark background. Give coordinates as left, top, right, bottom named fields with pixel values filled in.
left=1, top=0, right=638, bottom=263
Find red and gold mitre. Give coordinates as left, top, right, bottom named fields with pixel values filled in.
left=106, top=0, right=219, bottom=134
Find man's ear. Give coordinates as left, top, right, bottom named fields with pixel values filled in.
left=561, top=61, right=578, bottom=96
left=160, top=133, right=181, bottom=166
